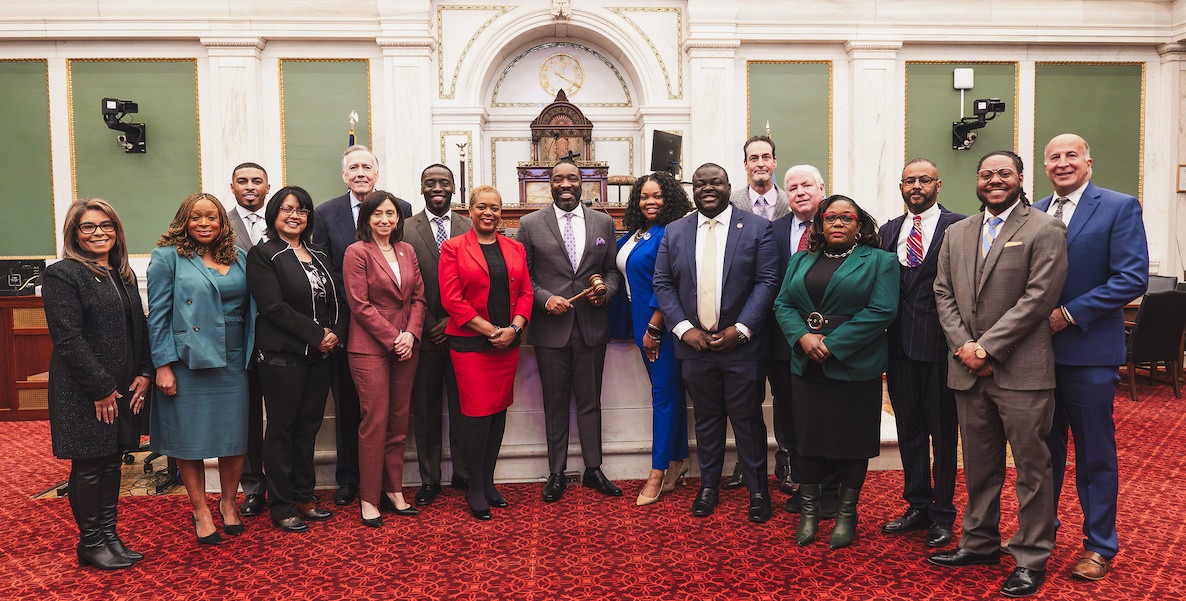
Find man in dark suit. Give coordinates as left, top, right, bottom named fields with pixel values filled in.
left=517, top=160, right=622, bottom=502
left=405, top=164, right=472, bottom=506
left=312, top=144, right=412, bottom=506
left=931, top=150, right=1067, bottom=598
left=652, top=163, right=780, bottom=522
left=878, top=158, right=964, bottom=548
left=1035, top=133, right=1148, bottom=582
left=228, top=162, right=270, bottom=517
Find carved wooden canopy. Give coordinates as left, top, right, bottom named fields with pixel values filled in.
left=528, top=89, right=594, bottom=164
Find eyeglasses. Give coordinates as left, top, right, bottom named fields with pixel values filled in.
left=279, top=206, right=311, bottom=217
left=901, top=176, right=938, bottom=186
left=976, top=168, right=1017, bottom=181
left=822, top=213, right=858, bottom=225
left=78, top=222, right=116, bottom=234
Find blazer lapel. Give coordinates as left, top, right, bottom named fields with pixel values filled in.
left=978, top=205, right=1027, bottom=291
left=335, top=196, right=356, bottom=241
left=415, top=215, right=442, bottom=262
left=1065, top=185, right=1100, bottom=245
left=720, top=212, right=744, bottom=287
left=463, top=231, right=488, bottom=274
left=364, top=242, right=401, bottom=289
left=185, top=254, right=220, bottom=290
left=822, top=246, right=867, bottom=305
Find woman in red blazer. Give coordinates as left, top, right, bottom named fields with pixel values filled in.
left=439, top=185, right=532, bottom=520
left=343, top=190, right=427, bottom=527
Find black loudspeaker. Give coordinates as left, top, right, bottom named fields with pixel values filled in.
left=0, top=260, right=44, bottom=296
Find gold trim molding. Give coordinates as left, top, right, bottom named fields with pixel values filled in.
left=489, top=136, right=531, bottom=188
left=437, top=5, right=514, bottom=100
left=607, top=7, right=683, bottom=100
left=440, top=130, right=475, bottom=191
left=746, top=60, right=834, bottom=187
left=492, top=42, right=632, bottom=108
left=1, top=58, right=55, bottom=258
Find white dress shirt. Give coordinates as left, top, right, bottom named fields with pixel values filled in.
left=671, top=205, right=753, bottom=340
left=789, top=217, right=811, bottom=253
left=895, top=203, right=942, bottom=266
left=235, top=205, right=267, bottom=245
left=1045, top=180, right=1088, bottom=226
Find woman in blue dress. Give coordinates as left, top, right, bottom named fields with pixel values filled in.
left=612, top=171, right=694, bottom=505
left=148, top=193, right=255, bottom=545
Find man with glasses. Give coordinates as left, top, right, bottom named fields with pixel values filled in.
left=931, top=151, right=1067, bottom=598
left=878, top=158, right=964, bottom=548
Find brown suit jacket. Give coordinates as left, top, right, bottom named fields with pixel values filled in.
left=342, top=240, right=427, bottom=355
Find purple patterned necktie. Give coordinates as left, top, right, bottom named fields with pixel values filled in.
left=562, top=212, right=578, bottom=272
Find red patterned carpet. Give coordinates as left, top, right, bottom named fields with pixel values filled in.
left=3, top=379, right=1184, bottom=600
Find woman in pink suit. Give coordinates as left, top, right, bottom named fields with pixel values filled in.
left=439, top=185, right=533, bottom=520
left=343, top=190, right=427, bottom=527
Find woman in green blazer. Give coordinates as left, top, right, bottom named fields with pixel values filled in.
left=773, top=195, right=899, bottom=550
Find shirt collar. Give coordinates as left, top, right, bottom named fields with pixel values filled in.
left=349, top=191, right=366, bottom=208
left=747, top=186, right=778, bottom=205
left=1056, top=181, right=1089, bottom=206
left=698, top=204, right=733, bottom=227
left=236, top=205, right=265, bottom=221
left=553, top=203, right=584, bottom=221
left=908, top=203, right=941, bottom=221
left=983, top=199, right=1021, bottom=225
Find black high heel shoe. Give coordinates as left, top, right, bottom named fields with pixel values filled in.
left=218, top=504, right=245, bottom=536
left=191, top=515, right=221, bottom=545
left=469, top=506, right=493, bottom=520
left=384, top=494, right=420, bottom=516
left=360, top=508, right=383, bottom=528
left=486, top=492, right=508, bottom=509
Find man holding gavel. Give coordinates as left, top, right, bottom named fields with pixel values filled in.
left=517, top=159, right=623, bottom=502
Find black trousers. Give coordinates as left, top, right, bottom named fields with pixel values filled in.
left=768, top=359, right=795, bottom=476
left=535, top=329, right=607, bottom=474
left=682, top=357, right=768, bottom=494
left=330, top=351, right=361, bottom=487
left=460, top=410, right=506, bottom=511
left=410, top=340, right=467, bottom=485
left=885, top=353, right=958, bottom=525
left=239, top=367, right=266, bottom=496
left=259, top=358, right=333, bottom=519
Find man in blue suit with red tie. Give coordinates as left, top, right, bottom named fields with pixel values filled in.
left=1035, top=133, right=1148, bottom=582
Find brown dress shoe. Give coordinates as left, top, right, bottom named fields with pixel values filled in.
left=1071, top=551, right=1111, bottom=581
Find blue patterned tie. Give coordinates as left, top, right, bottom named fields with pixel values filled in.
left=432, top=216, right=448, bottom=251
left=981, top=216, right=1003, bottom=258
left=562, top=212, right=578, bottom=272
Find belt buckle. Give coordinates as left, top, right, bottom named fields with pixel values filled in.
left=806, top=312, right=825, bottom=331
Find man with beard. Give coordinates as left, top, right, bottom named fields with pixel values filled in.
left=517, top=160, right=623, bottom=502
left=930, top=151, right=1067, bottom=598
left=405, top=164, right=472, bottom=505
left=228, top=162, right=270, bottom=517
left=312, top=145, right=411, bottom=506
left=730, top=135, right=789, bottom=220
left=652, top=163, right=779, bottom=522
left=878, top=158, right=964, bottom=548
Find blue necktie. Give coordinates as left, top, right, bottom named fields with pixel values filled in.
left=981, top=216, right=1003, bottom=258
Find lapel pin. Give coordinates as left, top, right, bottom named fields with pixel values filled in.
left=736, top=223, right=743, bottom=229
left=642, top=232, right=651, bottom=240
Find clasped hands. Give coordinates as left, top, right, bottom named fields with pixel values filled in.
left=393, top=331, right=415, bottom=361
left=683, top=325, right=743, bottom=353
left=798, top=333, right=830, bottom=363
left=319, top=327, right=339, bottom=355
left=955, top=341, right=994, bottom=377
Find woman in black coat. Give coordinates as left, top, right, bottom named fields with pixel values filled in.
left=246, top=186, right=344, bottom=533
left=44, top=199, right=153, bottom=570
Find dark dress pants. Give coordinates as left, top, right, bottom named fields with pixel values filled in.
left=683, top=356, right=768, bottom=493
left=411, top=340, right=468, bottom=485
left=331, top=351, right=361, bottom=488
left=239, top=367, right=266, bottom=496
left=535, top=328, right=607, bottom=474
left=886, top=353, right=958, bottom=525
left=259, top=359, right=333, bottom=519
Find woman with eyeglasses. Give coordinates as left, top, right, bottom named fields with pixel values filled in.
left=245, top=186, right=343, bottom=533
left=43, top=200, right=152, bottom=569
left=773, top=194, right=899, bottom=550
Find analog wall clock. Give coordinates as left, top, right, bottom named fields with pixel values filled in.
left=539, top=53, right=584, bottom=97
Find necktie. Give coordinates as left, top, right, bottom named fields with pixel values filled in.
left=247, top=213, right=264, bottom=245
left=755, top=197, right=771, bottom=220
left=698, top=218, right=719, bottom=331
left=982, top=216, right=1003, bottom=258
left=562, top=212, right=578, bottom=272
left=432, top=216, right=448, bottom=251
left=907, top=215, right=924, bottom=267
left=1053, top=197, right=1069, bottom=222
left=795, top=221, right=810, bottom=253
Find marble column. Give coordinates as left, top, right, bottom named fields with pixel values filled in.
left=199, top=37, right=267, bottom=202
left=1156, top=42, right=1186, bottom=279
left=844, top=41, right=902, bottom=220
left=378, top=34, right=435, bottom=209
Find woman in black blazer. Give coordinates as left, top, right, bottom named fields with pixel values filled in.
left=246, top=186, right=344, bottom=533
left=43, top=199, right=153, bottom=570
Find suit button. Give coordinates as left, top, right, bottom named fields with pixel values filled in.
left=193, top=326, right=200, bottom=332
left=186, top=299, right=193, bottom=305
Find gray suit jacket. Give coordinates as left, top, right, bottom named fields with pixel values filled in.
left=730, top=186, right=790, bottom=220
left=517, top=205, right=621, bottom=348
left=404, top=210, right=473, bottom=328
left=934, top=203, right=1068, bottom=391
left=230, top=207, right=262, bottom=252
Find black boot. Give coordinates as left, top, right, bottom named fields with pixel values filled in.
left=796, top=484, right=821, bottom=546
left=69, top=458, right=132, bottom=570
left=97, top=454, right=142, bottom=562
left=829, top=485, right=861, bottom=550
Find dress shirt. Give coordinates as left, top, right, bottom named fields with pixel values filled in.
left=350, top=191, right=364, bottom=224
left=672, top=205, right=752, bottom=341
left=235, top=205, right=268, bottom=245
left=553, top=203, right=587, bottom=264
left=895, top=203, right=942, bottom=266
left=748, top=186, right=778, bottom=220
left=1045, top=180, right=1088, bottom=226
left=789, top=216, right=811, bottom=253
left=981, top=198, right=1021, bottom=241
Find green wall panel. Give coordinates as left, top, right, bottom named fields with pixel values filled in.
left=1033, top=63, right=1143, bottom=202
left=905, top=62, right=1017, bottom=216
left=70, top=59, right=200, bottom=254
left=280, top=59, right=371, bottom=203
left=0, top=60, right=54, bottom=257
left=747, top=62, right=831, bottom=187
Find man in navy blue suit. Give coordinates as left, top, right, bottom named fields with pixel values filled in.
left=652, top=163, right=780, bottom=522
left=878, top=158, right=964, bottom=548
left=1036, top=133, right=1148, bottom=582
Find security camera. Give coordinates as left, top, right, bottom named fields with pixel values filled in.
left=952, top=98, right=1006, bottom=150
left=972, top=98, right=1006, bottom=117
left=101, top=98, right=146, bottom=153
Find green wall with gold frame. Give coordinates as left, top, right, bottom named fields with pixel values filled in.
left=0, top=60, right=55, bottom=257
left=746, top=61, right=832, bottom=186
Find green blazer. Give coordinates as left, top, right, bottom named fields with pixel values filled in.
left=773, top=245, right=899, bottom=381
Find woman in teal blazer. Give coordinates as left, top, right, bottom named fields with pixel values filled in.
left=147, top=193, right=256, bottom=545
left=773, top=194, right=898, bottom=550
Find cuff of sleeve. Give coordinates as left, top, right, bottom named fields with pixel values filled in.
left=672, top=320, right=694, bottom=340
left=734, top=323, right=752, bottom=339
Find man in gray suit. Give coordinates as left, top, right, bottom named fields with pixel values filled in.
left=405, top=164, right=472, bottom=506
left=228, top=162, right=270, bottom=517
left=930, top=150, right=1067, bottom=598
left=730, top=135, right=790, bottom=220
left=517, top=160, right=622, bottom=502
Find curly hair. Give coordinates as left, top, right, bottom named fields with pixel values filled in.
left=622, top=171, right=693, bottom=232
left=807, top=194, right=881, bottom=252
left=157, top=192, right=239, bottom=265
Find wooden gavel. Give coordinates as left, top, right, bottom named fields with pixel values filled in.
left=567, top=273, right=608, bottom=303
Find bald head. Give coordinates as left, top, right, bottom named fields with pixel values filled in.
left=1043, top=133, right=1093, bottom=196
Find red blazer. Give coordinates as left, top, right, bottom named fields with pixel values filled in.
left=439, top=229, right=533, bottom=337
left=343, top=240, right=427, bottom=355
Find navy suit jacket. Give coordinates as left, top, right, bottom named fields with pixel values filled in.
left=1034, top=183, right=1148, bottom=366
left=767, top=214, right=798, bottom=360
left=312, top=192, right=412, bottom=276
left=652, top=209, right=779, bottom=362
left=878, top=205, right=965, bottom=363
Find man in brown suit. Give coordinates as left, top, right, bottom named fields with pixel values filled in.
left=930, top=150, right=1067, bottom=598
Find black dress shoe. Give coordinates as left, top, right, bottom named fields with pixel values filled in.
left=821, top=493, right=839, bottom=520
left=415, top=484, right=441, bottom=506
left=469, top=506, right=492, bottom=521
left=748, top=492, right=773, bottom=523
left=926, top=523, right=955, bottom=547
left=191, top=515, right=221, bottom=545
left=691, top=487, right=719, bottom=517
left=359, top=511, right=382, bottom=528
left=271, top=515, right=309, bottom=533
left=486, top=491, right=509, bottom=508
left=451, top=476, right=469, bottom=491
left=297, top=503, right=333, bottom=521
left=334, top=484, right=358, bottom=506
left=720, top=462, right=746, bottom=490
left=1001, top=567, right=1045, bottom=598
left=582, top=468, right=623, bottom=497
left=777, top=473, right=796, bottom=494
left=928, top=547, right=1001, bottom=567
left=882, top=507, right=930, bottom=534
left=239, top=493, right=265, bottom=517
left=542, top=473, right=567, bottom=502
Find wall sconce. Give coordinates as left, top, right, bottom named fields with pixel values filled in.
left=101, top=98, right=146, bottom=153
left=950, top=69, right=1006, bottom=150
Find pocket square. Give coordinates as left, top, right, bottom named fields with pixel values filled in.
left=1004, top=241, right=1023, bottom=247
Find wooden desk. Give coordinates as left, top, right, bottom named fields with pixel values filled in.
left=0, top=296, right=51, bottom=420
left=1124, top=296, right=1141, bottom=324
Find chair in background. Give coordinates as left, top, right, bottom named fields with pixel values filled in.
left=1147, top=274, right=1179, bottom=294
left=1125, top=290, right=1186, bottom=401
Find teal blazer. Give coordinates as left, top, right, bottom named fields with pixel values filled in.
left=773, top=245, right=899, bottom=381
left=147, top=246, right=255, bottom=370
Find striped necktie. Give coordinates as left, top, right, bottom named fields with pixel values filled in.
left=907, top=215, right=924, bottom=267
left=432, top=216, right=448, bottom=251
left=981, top=216, right=1003, bottom=258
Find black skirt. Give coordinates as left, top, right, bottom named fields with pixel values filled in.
left=791, top=362, right=882, bottom=460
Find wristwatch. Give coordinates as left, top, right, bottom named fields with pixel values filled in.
left=973, top=342, right=987, bottom=360
left=510, top=324, right=522, bottom=336
left=736, top=330, right=751, bottom=344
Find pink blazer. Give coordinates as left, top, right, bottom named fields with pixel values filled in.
left=343, top=240, right=427, bottom=355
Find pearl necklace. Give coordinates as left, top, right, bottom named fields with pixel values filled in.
left=822, top=242, right=858, bottom=259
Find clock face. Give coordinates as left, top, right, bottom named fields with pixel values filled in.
left=539, top=53, right=584, bottom=97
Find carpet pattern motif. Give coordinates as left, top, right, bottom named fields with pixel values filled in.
left=3, top=378, right=1184, bottom=600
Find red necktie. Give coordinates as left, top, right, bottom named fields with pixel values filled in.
left=795, top=222, right=810, bottom=253
left=907, top=215, right=924, bottom=267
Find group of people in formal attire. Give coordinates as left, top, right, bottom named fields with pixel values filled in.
left=44, top=133, right=1148, bottom=598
